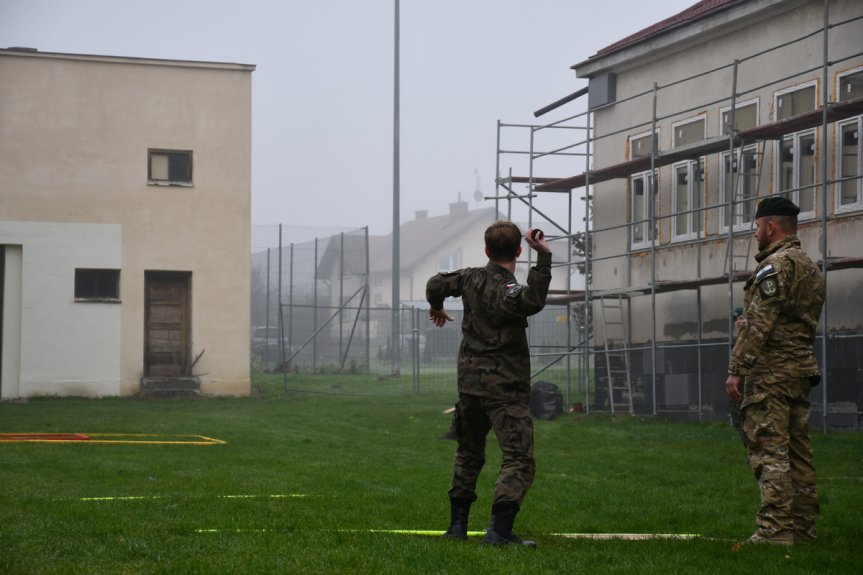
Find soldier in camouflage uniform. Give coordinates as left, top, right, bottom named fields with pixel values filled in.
left=725, top=197, right=825, bottom=546
left=426, top=220, right=551, bottom=547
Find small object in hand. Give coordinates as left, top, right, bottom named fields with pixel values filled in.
left=530, top=229, right=544, bottom=241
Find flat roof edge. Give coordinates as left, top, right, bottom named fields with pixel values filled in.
left=0, top=48, right=256, bottom=72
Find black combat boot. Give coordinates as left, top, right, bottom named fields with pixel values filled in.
left=482, top=503, right=536, bottom=547
left=442, top=497, right=472, bottom=540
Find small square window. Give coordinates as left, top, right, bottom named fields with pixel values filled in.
left=629, top=132, right=656, bottom=159
left=721, top=101, right=758, bottom=135
left=673, top=117, right=705, bottom=148
left=148, top=149, right=193, bottom=185
left=839, top=70, right=863, bottom=102
left=75, top=269, right=120, bottom=301
left=776, top=85, right=816, bottom=120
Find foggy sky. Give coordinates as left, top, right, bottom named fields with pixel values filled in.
left=1, top=0, right=694, bottom=240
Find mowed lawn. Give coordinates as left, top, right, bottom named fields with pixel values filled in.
left=1, top=374, right=861, bottom=575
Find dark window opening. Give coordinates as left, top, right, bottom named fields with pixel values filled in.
left=75, top=269, right=120, bottom=301
left=148, top=149, right=193, bottom=185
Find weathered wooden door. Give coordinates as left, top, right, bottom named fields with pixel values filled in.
left=144, top=272, right=191, bottom=377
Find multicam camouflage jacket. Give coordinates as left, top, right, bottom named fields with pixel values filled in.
left=728, top=235, right=825, bottom=379
left=426, top=251, right=552, bottom=401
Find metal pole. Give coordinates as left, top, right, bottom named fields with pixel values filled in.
left=650, top=83, right=659, bottom=416
left=584, top=110, right=592, bottom=413
left=289, top=242, right=294, bottom=359
left=727, top=60, right=739, bottom=373
left=279, top=225, right=286, bottom=390
left=365, top=227, right=371, bottom=373
left=313, top=237, right=319, bottom=371
left=413, top=307, right=420, bottom=394
left=340, top=232, right=345, bottom=364
left=495, top=120, right=501, bottom=218
left=265, top=247, right=271, bottom=365
left=392, top=0, right=401, bottom=376
left=820, top=0, right=830, bottom=431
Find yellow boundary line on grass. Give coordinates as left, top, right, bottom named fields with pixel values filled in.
left=193, top=528, right=701, bottom=540
left=553, top=532, right=700, bottom=540
left=0, top=433, right=226, bottom=445
left=69, top=494, right=308, bottom=502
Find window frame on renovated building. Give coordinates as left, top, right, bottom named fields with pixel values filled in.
left=836, top=68, right=863, bottom=213
left=630, top=170, right=657, bottom=250
left=628, top=130, right=658, bottom=251
left=774, top=82, right=818, bottom=219
left=720, top=99, right=759, bottom=136
left=629, top=130, right=655, bottom=159
left=670, top=115, right=706, bottom=241
left=717, top=100, right=760, bottom=232
left=720, top=144, right=760, bottom=231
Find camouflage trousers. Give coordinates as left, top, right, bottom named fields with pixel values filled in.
left=741, top=376, right=819, bottom=542
left=448, top=393, right=535, bottom=508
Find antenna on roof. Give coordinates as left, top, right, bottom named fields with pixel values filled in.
left=473, top=168, right=483, bottom=204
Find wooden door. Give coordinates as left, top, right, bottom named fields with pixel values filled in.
left=144, top=272, right=191, bottom=377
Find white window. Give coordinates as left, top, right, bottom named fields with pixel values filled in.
left=721, top=145, right=760, bottom=230
left=629, top=131, right=656, bottom=159
left=776, top=82, right=816, bottom=121
left=838, top=68, right=863, bottom=102
left=148, top=149, right=193, bottom=186
left=630, top=171, right=656, bottom=250
left=720, top=99, right=758, bottom=135
left=837, top=117, right=862, bottom=212
left=672, top=159, right=704, bottom=241
left=777, top=129, right=817, bottom=217
left=670, top=117, right=705, bottom=241
left=836, top=69, right=863, bottom=213
left=774, top=83, right=818, bottom=218
left=436, top=250, right=461, bottom=273
left=672, top=115, right=706, bottom=148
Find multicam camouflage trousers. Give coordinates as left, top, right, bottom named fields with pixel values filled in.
left=448, top=393, right=535, bottom=508
left=741, top=376, right=819, bottom=542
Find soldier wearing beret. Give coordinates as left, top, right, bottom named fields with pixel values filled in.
left=426, top=220, right=551, bottom=546
left=726, top=196, right=825, bottom=545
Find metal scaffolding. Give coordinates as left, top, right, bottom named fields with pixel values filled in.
left=496, top=0, right=863, bottom=427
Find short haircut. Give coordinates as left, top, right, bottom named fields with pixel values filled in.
left=485, top=220, right=522, bottom=261
left=768, top=214, right=798, bottom=233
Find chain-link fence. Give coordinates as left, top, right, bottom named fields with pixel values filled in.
left=251, top=224, right=588, bottom=400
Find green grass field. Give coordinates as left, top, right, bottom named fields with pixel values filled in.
left=1, top=373, right=861, bottom=574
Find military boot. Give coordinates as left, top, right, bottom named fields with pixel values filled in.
left=442, top=497, right=472, bottom=540
left=482, top=504, right=536, bottom=547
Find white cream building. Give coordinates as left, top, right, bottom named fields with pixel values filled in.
left=0, top=49, right=254, bottom=398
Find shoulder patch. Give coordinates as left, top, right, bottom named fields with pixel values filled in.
left=759, top=276, right=779, bottom=298
left=505, top=281, right=524, bottom=297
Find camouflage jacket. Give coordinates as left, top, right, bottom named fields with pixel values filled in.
left=426, top=252, right=552, bottom=400
left=728, top=235, right=825, bottom=379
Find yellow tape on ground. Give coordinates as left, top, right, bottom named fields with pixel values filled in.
left=0, top=433, right=226, bottom=445
left=194, top=528, right=701, bottom=539
left=552, top=533, right=700, bottom=540
left=73, top=494, right=307, bottom=502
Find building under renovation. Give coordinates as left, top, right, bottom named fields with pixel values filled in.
left=496, top=0, right=863, bottom=427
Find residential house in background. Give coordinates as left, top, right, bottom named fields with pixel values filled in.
left=368, top=200, right=573, bottom=307
left=0, top=48, right=255, bottom=398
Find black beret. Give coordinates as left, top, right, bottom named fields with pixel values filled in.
left=755, top=196, right=800, bottom=219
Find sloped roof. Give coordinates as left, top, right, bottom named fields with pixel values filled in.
left=370, top=205, right=500, bottom=274
left=595, top=0, right=745, bottom=57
